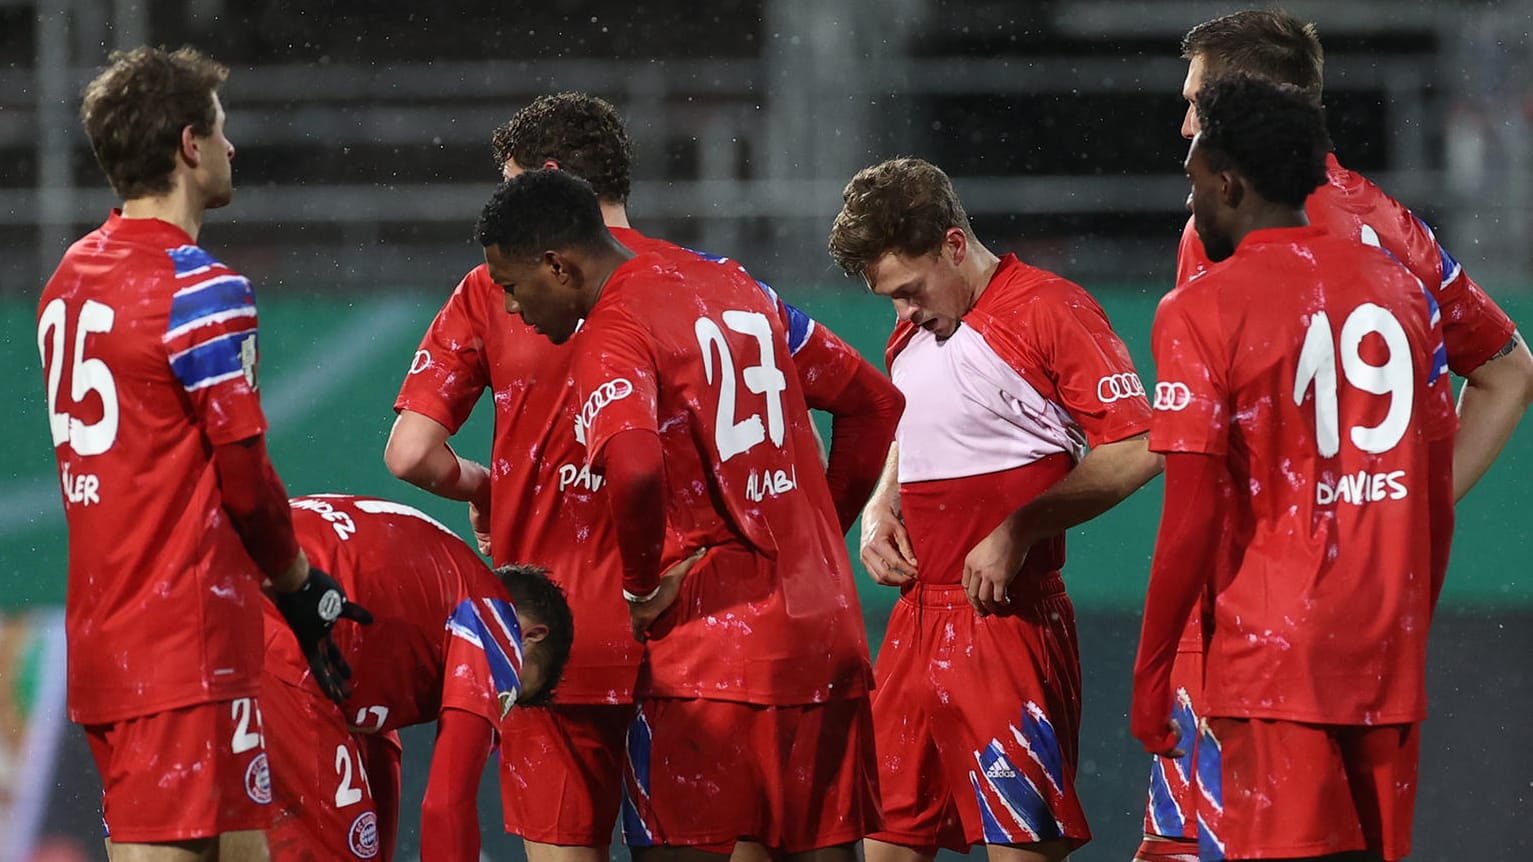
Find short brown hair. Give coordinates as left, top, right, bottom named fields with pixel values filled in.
left=491, top=93, right=633, bottom=203
left=80, top=46, right=228, bottom=200
left=828, top=157, right=972, bottom=277
left=1182, top=10, right=1324, bottom=105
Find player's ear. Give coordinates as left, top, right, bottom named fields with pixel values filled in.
left=541, top=159, right=560, bottom=171
left=543, top=250, right=570, bottom=283
left=179, top=125, right=201, bottom=168
left=943, top=227, right=968, bottom=266
left=1219, top=169, right=1244, bottom=209
left=520, top=621, right=550, bottom=645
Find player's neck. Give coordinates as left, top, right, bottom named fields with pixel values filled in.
left=600, top=200, right=632, bottom=229
left=962, top=239, right=1003, bottom=310
left=582, top=237, right=637, bottom=311
left=1233, top=205, right=1309, bottom=247
left=119, top=180, right=206, bottom=241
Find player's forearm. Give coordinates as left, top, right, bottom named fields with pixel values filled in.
left=824, top=364, right=905, bottom=532
left=212, top=434, right=303, bottom=585
left=862, top=442, right=902, bottom=518
left=420, top=710, right=494, bottom=862
left=1131, top=453, right=1224, bottom=739
left=602, top=429, right=668, bottom=598
left=1453, top=334, right=1533, bottom=500
left=384, top=411, right=492, bottom=505
left=998, top=434, right=1162, bottom=547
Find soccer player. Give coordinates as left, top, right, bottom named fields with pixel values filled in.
left=261, top=494, right=573, bottom=862
left=1132, top=74, right=1457, bottom=862
left=1137, top=11, right=1533, bottom=859
left=385, top=92, right=901, bottom=859
left=475, top=169, right=878, bottom=858
left=831, top=157, right=1163, bottom=862
left=37, top=46, right=366, bottom=861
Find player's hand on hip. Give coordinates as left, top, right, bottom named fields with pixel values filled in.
left=468, top=498, right=492, bottom=557
left=859, top=502, right=918, bottom=587
left=628, top=546, right=708, bottom=642
left=274, top=565, right=374, bottom=704
left=961, top=523, right=1027, bottom=616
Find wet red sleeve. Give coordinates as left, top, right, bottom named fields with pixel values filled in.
left=419, top=708, right=495, bottom=862
left=1131, top=452, right=1227, bottom=753
left=212, top=434, right=299, bottom=580
left=813, top=356, right=903, bottom=533
left=598, top=428, right=667, bottom=598
left=358, top=732, right=401, bottom=862
left=1427, top=437, right=1454, bottom=612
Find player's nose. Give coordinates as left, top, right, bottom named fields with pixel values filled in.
left=1181, top=106, right=1197, bottom=140
left=893, top=297, right=918, bottom=323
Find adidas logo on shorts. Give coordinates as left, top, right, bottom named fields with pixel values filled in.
left=984, top=760, right=1017, bottom=779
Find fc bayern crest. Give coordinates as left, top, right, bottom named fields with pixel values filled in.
left=349, top=810, right=380, bottom=858
left=244, top=752, right=272, bottom=804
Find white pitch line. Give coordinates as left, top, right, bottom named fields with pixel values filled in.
left=0, top=295, right=425, bottom=539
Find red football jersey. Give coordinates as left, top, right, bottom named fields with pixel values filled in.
left=394, top=228, right=872, bottom=703
left=1177, top=153, right=1515, bottom=374
left=266, top=495, right=519, bottom=733
left=885, top=254, right=1152, bottom=587
left=1150, top=225, right=1456, bottom=724
left=572, top=252, right=873, bottom=705
left=40, top=212, right=268, bottom=724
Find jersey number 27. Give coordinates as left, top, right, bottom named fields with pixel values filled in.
left=695, top=311, right=788, bottom=461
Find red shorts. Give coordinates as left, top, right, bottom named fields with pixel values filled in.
left=261, top=677, right=382, bottom=861
left=869, top=580, right=1090, bottom=853
left=1201, top=718, right=1419, bottom=861
left=500, top=702, right=634, bottom=846
left=1140, top=649, right=1205, bottom=853
left=622, top=696, right=879, bottom=853
left=84, top=697, right=272, bottom=843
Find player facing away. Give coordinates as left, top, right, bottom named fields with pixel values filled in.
left=37, top=46, right=367, bottom=862
left=475, top=169, right=879, bottom=859
left=384, top=92, right=901, bottom=860
left=260, top=495, right=573, bottom=862
left=1137, top=11, right=1533, bottom=861
left=830, top=157, right=1163, bottom=862
left=1132, top=76, right=1457, bottom=862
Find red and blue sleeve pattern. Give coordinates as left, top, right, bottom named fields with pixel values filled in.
left=161, top=244, right=267, bottom=445
left=443, top=597, right=525, bottom=723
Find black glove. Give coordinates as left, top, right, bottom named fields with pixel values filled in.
left=274, top=566, right=373, bottom=704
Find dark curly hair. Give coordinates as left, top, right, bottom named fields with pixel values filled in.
left=494, top=563, right=573, bottom=708
left=1182, top=10, right=1325, bottom=106
left=1195, top=75, right=1329, bottom=208
left=490, top=93, right=633, bottom=203
left=81, top=46, right=228, bottom=200
left=828, top=157, right=973, bottom=278
left=475, top=169, right=608, bottom=259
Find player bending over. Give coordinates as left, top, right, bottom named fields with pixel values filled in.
left=261, top=494, right=572, bottom=862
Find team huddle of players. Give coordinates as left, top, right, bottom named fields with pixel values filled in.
left=36, top=8, right=1533, bottom=862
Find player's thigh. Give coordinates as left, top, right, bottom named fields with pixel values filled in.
left=503, top=702, right=633, bottom=847
left=1202, top=718, right=1367, bottom=861
left=523, top=842, right=613, bottom=862
left=106, top=832, right=269, bottom=862
left=783, top=843, right=858, bottom=862
left=88, top=698, right=273, bottom=845
left=926, top=592, right=1090, bottom=851
left=262, top=678, right=381, bottom=861
left=1143, top=650, right=1206, bottom=844
left=984, top=838, right=1072, bottom=862
left=867, top=596, right=963, bottom=852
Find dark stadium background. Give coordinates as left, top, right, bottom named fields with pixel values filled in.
left=3, top=1, right=1530, bottom=859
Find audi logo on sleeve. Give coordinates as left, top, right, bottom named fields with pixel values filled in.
left=574, top=378, right=634, bottom=445
left=1096, top=372, right=1146, bottom=403
left=1153, top=381, right=1192, bottom=411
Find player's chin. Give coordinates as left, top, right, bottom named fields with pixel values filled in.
left=206, top=188, right=233, bottom=209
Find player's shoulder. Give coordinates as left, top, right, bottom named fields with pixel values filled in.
left=980, top=254, right=1104, bottom=319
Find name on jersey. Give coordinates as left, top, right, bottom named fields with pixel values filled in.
left=60, top=463, right=101, bottom=507
left=290, top=497, right=357, bottom=541
left=558, top=461, right=604, bottom=493
left=1315, top=470, right=1408, bottom=506
left=574, top=378, right=633, bottom=446
left=746, top=464, right=798, bottom=503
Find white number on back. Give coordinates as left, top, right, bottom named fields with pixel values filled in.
left=1293, top=303, right=1414, bottom=457
left=37, top=298, right=120, bottom=456
left=695, top=311, right=789, bottom=461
